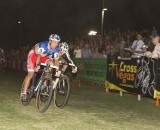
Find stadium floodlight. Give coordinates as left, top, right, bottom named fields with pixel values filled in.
left=103, top=8, right=107, bottom=11
left=88, top=31, right=97, bottom=36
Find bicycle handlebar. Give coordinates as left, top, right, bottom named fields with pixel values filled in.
left=40, top=63, right=59, bottom=69
left=59, top=61, right=76, bottom=67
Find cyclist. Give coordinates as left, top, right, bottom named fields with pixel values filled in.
left=58, top=42, right=77, bottom=74
left=0, top=48, right=5, bottom=72
left=21, top=34, right=61, bottom=101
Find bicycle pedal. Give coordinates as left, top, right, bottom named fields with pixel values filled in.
left=58, top=91, right=65, bottom=95
left=41, top=92, right=49, bottom=96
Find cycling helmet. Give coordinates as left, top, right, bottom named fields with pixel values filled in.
left=59, top=42, right=69, bottom=54
left=49, top=34, right=61, bottom=42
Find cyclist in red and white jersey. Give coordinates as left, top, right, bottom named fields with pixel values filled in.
left=21, top=34, right=61, bottom=101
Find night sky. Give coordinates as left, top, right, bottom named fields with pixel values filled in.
left=0, top=0, right=160, bottom=49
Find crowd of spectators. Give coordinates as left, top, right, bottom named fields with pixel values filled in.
left=1, top=27, right=159, bottom=71
left=68, top=27, right=157, bottom=59
left=2, top=46, right=29, bottom=71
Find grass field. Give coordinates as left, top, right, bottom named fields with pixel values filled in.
left=0, top=71, right=160, bottom=130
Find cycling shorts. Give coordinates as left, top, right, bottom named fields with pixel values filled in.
left=27, top=48, right=51, bottom=72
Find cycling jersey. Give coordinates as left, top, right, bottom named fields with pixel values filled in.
left=27, top=41, right=60, bottom=72
left=34, top=41, right=59, bottom=59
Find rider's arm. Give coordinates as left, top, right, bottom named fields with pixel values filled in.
left=35, top=55, right=41, bottom=68
left=65, top=53, right=75, bottom=66
left=65, top=53, right=77, bottom=73
left=53, top=52, right=60, bottom=70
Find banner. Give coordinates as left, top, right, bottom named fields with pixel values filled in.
left=106, top=57, right=160, bottom=98
left=74, top=58, right=106, bottom=85
left=73, top=57, right=160, bottom=99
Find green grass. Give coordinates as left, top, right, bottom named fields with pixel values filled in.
left=0, top=71, right=160, bottom=130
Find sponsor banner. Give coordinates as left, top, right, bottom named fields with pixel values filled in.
left=107, top=57, right=160, bottom=98
left=74, top=58, right=106, bottom=85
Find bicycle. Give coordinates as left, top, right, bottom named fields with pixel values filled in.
left=53, top=62, right=73, bottom=109
left=36, top=62, right=74, bottom=112
left=20, top=63, right=58, bottom=112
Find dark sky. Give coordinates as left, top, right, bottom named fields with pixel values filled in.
left=0, top=0, right=160, bottom=49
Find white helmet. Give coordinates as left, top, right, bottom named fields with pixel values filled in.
left=59, top=42, right=69, bottom=54
left=49, top=34, right=61, bottom=42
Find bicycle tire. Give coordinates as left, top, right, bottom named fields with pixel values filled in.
left=54, top=75, right=70, bottom=109
left=20, top=77, right=34, bottom=106
left=36, top=76, right=53, bottom=113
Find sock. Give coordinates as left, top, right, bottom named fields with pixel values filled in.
left=22, top=91, right=27, bottom=94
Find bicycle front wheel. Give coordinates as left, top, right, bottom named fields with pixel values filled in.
left=54, top=75, right=70, bottom=109
left=36, top=76, right=53, bottom=113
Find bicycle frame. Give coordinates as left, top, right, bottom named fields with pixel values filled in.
left=34, top=74, right=44, bottom=92
left=32, top=63, right=58, bottom=93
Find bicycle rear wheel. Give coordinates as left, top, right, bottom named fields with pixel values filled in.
left=36, top=76, right=53, bottom=113
left=20, top=77, right=34, bottom=106
left=54, top=75, right=70, bottom=109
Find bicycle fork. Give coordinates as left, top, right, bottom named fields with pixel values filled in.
left=53, top=78, right=59, bottom=89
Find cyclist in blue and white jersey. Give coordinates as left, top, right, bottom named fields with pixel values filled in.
left=21, top=34, right=61, bottom=101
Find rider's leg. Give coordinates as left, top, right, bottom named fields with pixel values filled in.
left=21, top=72, right=34, bottom=100
left=60, top=58, right=68, bottom=73
left=22, top=49, right=36, bottom=100
left=23, top=72, right=34, bottom=92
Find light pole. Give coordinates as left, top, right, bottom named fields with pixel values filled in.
left=101, top=8, right=107, bottom=35
left=18, top=21, right=22, bottom=47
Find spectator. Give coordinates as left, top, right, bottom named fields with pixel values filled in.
left=140, top=45, right=148, bottom=56
left=107, top=48, right=116, bottom=58
left=69, top=43, right=74, bottom=58
left=101, top=50, right=107, bottom=58
left=92, top=48, right=101, bottom=58
left=151, top=26, right=158, bottom=35
left=105, top=44, right=110, bottom=55
left=150, top=34, right=160, bottom=59
left=74, top=45, right=81, bottom=58
left=119, top=37, right=126, bottom=57
left=81, top=43, right=92, bottom=58
left=130, top=34, right=144, bottom=53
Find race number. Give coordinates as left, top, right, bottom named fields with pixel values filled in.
left=54, top=53, right=59, bottom=60
left=38, top=48, right=45, bottom=54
